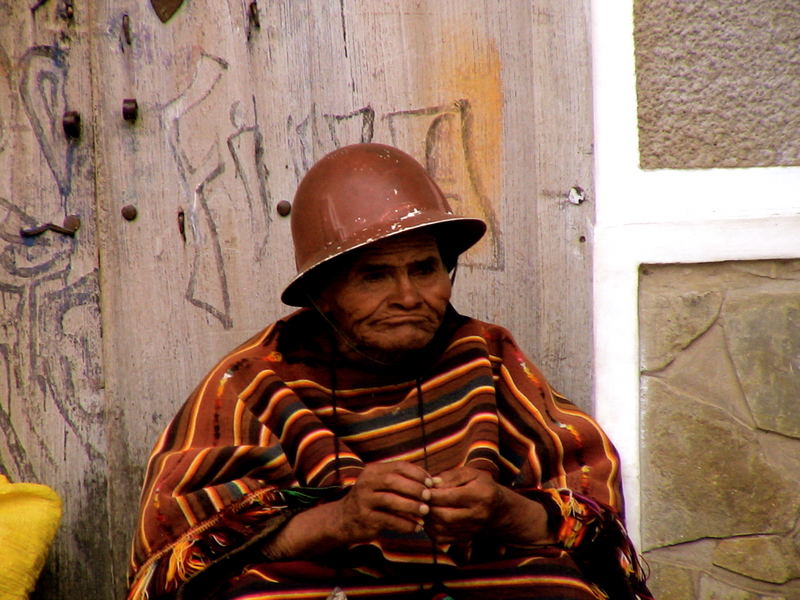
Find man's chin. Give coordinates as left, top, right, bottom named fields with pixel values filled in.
left=356, top=329, right=437, bottom=358
left=368, top=339, right=429, bottom=354
left=375, top=326, right=436, bottom=350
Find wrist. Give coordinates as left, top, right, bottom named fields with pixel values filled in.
left=490, top=486, right=557, bottom=546
left=265, top=500, right=347, bottom=560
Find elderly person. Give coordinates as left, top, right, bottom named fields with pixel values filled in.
left=128, top=144, right=651, bottom=600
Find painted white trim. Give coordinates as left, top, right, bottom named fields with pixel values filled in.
left=591, top=1, right=800, bottom=229
left=594, top=217, right=800, bottom=544
left=590, top=0, right=800, bottom=547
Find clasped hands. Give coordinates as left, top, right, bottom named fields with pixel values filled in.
left=331, top=461, right=552, bottom=546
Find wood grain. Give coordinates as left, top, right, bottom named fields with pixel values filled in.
left=0, top=1, right=594, bottom=597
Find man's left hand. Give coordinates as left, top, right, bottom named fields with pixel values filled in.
left=424, top=466, right=499, bottom=543
left=425, top=466, right=555, bottom=546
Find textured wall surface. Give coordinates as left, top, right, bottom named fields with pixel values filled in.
left=634, top=0, right=800, bottom=169
left=0, top=2, right=595, bottom=597
left=639, top=260, right=800, bottom=599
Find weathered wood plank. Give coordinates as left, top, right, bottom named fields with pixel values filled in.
left=2, top=1, right=594, bottom=597
left=0, top=3, right=113, bottom=598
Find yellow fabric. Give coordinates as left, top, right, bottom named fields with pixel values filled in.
left=0, top=475, right=62, bottom=600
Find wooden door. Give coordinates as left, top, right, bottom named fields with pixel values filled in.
left=0, top=2, right=594, bottom=597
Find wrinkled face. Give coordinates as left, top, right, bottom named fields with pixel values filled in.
left=318, top=232, right=452, bottom=357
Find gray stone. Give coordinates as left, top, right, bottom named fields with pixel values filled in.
left=639, top=290, right=722, bottom=371
left=646, top=562, right=697, bottom=600
left=640, top=378, right=797, bottom=549
left=729, top=262, right=800, bottom=281
left=723, top=293, right=800, bottom=438
left=653, top=324, right=752, bottom=424
left=698, top=574, right=786, bottom=600
left=713, top=536, right=800, bottom=584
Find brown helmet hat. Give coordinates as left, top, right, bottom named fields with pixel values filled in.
left=281, top=143, right=487, bottom=306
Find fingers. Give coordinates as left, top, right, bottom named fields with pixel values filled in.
left=432, top=466, right=476, bottom=488
left=372, top=467, right=430, bottom=500
left=424, top=504, right=485, bottom=543
left=423, top=467, right=500, bottom=542
left=360, top=461, right=430, bottom=491
left=370, top=489, right=431, bottom=521
left=336, top=461, right=434, bottom=542
left=428, top=468, right=496, bottom=508
left=337, top=462, right=505, bottom=544
left=356, top=462, right=432, bottom=514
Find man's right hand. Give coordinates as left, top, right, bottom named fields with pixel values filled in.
left=266, top=461, right=432, bottom=559
left=333, top=461, right=432, bottom=543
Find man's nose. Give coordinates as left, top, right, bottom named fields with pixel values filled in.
left=389, top=273, right=423, bottom=308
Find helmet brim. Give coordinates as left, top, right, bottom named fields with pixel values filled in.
left=280, top=216, right=486, bottom=307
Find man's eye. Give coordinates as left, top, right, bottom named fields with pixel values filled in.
left=361, top=271, right=386, bottom=282
left=412, top=261, right=438, bottom=276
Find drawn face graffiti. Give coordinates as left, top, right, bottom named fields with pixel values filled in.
left=318, top=232, right=452, bottom=358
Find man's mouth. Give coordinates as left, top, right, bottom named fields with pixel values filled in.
left=377, top=315, right=432, bottom=326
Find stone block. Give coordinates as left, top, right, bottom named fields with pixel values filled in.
left=639, top=260, right=800, bottom=598
left=646, top=562, right=697, bottom=600
left=713, top=535, right=800, bottom=584
left=638, top=290, right=722, bottom=372
left=648, top=323, right=752, bottom=423
left=723, top=293, right=800, bottom=438
left=640, top=378, right=796, bottom=549
left=698, top=574, right=787, bottom=600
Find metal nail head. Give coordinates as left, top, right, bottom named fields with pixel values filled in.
left=276, top=201, right=291, bottom=217
left=121, top=205, right=138, bottom=221
left=122, top=99, right=138, bottom=123
left=63, top=111, right=81, bottom=139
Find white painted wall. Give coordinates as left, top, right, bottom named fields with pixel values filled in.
left=590, top=0, right=800, bottom=544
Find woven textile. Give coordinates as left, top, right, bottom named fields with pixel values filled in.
left=128, top=308, right=650, bottom=600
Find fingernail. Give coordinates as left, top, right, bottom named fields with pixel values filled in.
left=432, top=477, right=443, bottom=487
left=415, top=522, right=424, bottom=532
left=424, top=477, right=434, bottom=488
left=419, top=503, right=430, bottom=516
left=421, top=489, right=431, bottom=501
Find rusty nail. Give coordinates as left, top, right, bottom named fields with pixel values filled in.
left=20, top=223, right=51, bottom=237
left=248, top=1, right=260, bottom=29
left=122, top=14, right=132, bottom=45
left=122, top=98, right=138, bottom=123
left=276, top=200, right=291, bottom=217
left=20, top=214, right=80, bottom=238
left=177, top=209, right=186, bottom=242
left=121, top=205, right=138, bottom=221
left=63, top=111, right=81, bottom=139
left=62, top=214, right=80, bottom=232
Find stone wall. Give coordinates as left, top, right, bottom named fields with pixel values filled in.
left=633, top=0, right=800, bottom=169
left=639, top=260, right=800, bottom=599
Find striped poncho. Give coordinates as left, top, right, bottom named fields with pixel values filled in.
left=128, top=308, right=651, bottom=600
